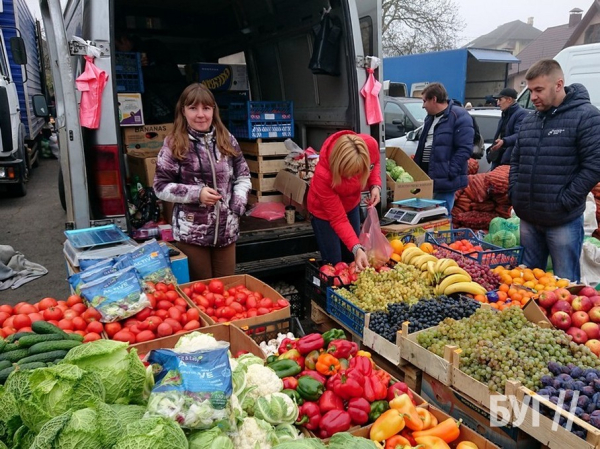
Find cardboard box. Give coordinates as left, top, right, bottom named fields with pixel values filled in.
left=118, top=93, right=144, bottom=126
left=127, top=148, right=159, bottom=187
left=163, top=241, right=190, bottom=284
left=386, top=147, right=433, bottom=201
left=188, top=63, right=249, bottom=91
left=122, top=123, right=173, bottom=152
left=381, top=217, right=452, bottom=245
left=274, top=169, right=309, bottom=211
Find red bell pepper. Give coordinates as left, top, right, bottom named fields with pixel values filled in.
left=298, top=370, right=327, bottom=385
left=318, top=410, right=352, bottom=438
left=278, top=337, right=297, bottom=354
left=326, top=372, right=338, bottom=391
left=317, top=390, right=344, bottom=414
left=304, top=350, right=321, bottom=370
left=373, top=368, right=391, bottom=387
left=347, top=397, right=371, bottom=425
left=332, top=370, right=364, bottom=399
left=364, top=373, right=388, bottom=402
left=327, top=339, right=358, bottom=359
left=400, top=428, right=418, bottom=446
left=349, top=355, right=373, bottom=376
left=387, top=381, right=414, bottom=403
left=282, top=376, right=298, bottom=390
left=296, top=333, right=325, bottom=355
left=296, top=402, right=321, bottom=431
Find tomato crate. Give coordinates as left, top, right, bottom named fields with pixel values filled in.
left=243, top=316, right=305, bottom=345
left=115, top=52, right=144, bottom=93
left=304, top=259, right=350, bottom=311
left=327, top=287, right=365, bottom=339
left=425, top=228, right=523, bottom=268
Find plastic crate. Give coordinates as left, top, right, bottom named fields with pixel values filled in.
left=229, top=120, right=294, bottom=139
left=425, top=228, right=523, bottom=268
left=115, top=52, right=144, bottom=93
left=327, top=287, right=365, bottom=338
left=304, top=259, right=351, bottom=311
left=244, top=316, right=305, bottom=345
left=228, top=101, right=294, bottom=139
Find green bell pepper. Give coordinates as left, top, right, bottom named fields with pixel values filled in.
left=368, top=400, right=390, bottom=423
left=322, top=328, right=345, bottom=346
left=297, top=375, right=325, bottom=401
left=338, top=357, right=349, bottom=370
left=281, top=388, right=304, bottom=405
left=267, top=359, right=302, bottom=378
left=266, top=354, right=279, bottom=364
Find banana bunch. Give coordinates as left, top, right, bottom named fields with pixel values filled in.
left=427, top=257, right=487, bottom=296
left=401, top=247, right=438, bottom=272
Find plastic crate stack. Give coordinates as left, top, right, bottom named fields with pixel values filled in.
left=228, top=101, right=294, bottom=139
left=115, top=52, right=144, bottom=93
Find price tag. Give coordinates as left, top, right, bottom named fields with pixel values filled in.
left=312, top=276, right=321, bottom=287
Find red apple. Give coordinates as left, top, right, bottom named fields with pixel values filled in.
left=579, top=286, right=597, bottom=298
left=573, top=296, right=593, bottom=313
left=589, top=296, right=600, bottom=307
left=581, top=322, right=600, bottom=340
left=572, top=311, right=590, bottom=328
left=551, top=311, right=572, bottom=330
left=567, top=294, right=577, bottom=304
left=586, top=339, right=600, bottom=357
left=590, top=307, right=600, bottom=323
left=537, top=290, right=558, bottom=310
left=551, top=300, right=573, bottom=316
left=567, top=327, right=589, bottom=344
left=554, top=288, right=571, bottom=302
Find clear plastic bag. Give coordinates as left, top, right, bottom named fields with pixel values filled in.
left=359, top=206, right=393, bottom=268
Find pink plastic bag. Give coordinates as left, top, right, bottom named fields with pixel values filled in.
left=248, top=202, right=285, bottom=221
left=360, top=68, right=383, bottom=125
left=76, top=56, right=108, bottom=129
left=359, top=206, right=393, bottom=268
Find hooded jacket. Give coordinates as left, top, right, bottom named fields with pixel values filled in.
left=307, top=130, right=382, bottom=252
left=154, top=127, right=251, bottom=247
left=509, top=83, right=600, bottom=227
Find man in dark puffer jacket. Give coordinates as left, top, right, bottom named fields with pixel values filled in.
left=509, top=59, right=600, bottom=282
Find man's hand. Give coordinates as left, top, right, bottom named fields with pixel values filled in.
left=490, top=139, right=504, bottom=151
left=354, top=248, right=369, bottom=271
left=200, top=187, right=222, bottom=206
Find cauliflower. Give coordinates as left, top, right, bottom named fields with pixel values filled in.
left=254, top=393, right=299, bottom=425
left=230, top=417, right=276, bottom=449
left=174, top=332, right=221, bottom=352
left=245, top=364, right=284, bottom=401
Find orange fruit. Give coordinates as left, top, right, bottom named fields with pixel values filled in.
left=390, top=239, right=404, bottom=254
left=533, top=268, right=546, bottom=280
left=501, top=274, right=513, bottom=285
left=523, top=270, right=535, bottom=281
left=511, top=293, right=523, bottom=303
left=404, top=242, right=417, bottom=249
left=497, top=291, right=508, bottom=302
left=534, top=283, right=545, bottom=292
left=510, top=268, right=522, bottom=279
left=474, top=294, right=487, bottom=303
left=391, top=253, right=402, bottom=262
left=523, top=281, right=536, bottom=289
left=556, top=278, right=570, bottom=288
left=499, top=284, right=509, bottom=293
left=420, top=242, right=434, bottom=254
left=512, top=277, right=524, bottom=285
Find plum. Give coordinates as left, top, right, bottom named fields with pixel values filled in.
left=586, top=372, right=599, bottom=383
left=547, top=386, right=558, bottom=396
left=548, top=362, right=562, bottom=375
left=590, top=414, right=600, bottom=428
left=574, top=381, right=586, bottom=391
left=586, top=403, right=596, bottom=414
left=550, top=396, right=560, bottom=405
left=583, top=413, right=591, bottom=422
left=578, top=396, right=591, bottom=409
left=582, top=386, right=595, bottom=397
left=553, top=380, right=563, bottom=390
left=563, top=382, right=575, bottom=391
left=575, top=406, right=585, bottom=417
left=537, top=388, right=550, bottom=396
left=557, top=373, right=573, bottom=382
left=541, top=375, right=554, bottom=386
left=572, top=367, right=584, bottom=378
left=594, top=378, right=600, bottom=392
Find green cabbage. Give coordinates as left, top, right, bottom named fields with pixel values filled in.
left=112, top=416, right=188, bottom=449
left=385, top=158, right=397, bottom=172
left=390, top=165, right=405, bottom=181
left=398, top=172, right=414, bottom=183
left=188, top=427, right=234, bottom=449
left=488, top=217, right=505, bottom=235
left=60, top=339, right=147, bottom=404
left=491, top=230, right=517, bottom=248
left=0, top=385, right=21, bottom=444
left=10, top=425, right=36, bottom=449
left=273, top=439, right=326, bottom=449
left=328, top=433, right=379, bottom=449
left=109, top=404, right=148, bottom=427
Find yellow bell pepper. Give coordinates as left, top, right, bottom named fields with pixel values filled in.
left=370, top=409, right=406, bottom=442
left=412, top=418, right=461, bottom=443
left=356, top=350, right=371, bottom=358
left=417, top=407, right=434, bottom=430
left=389, top=393, right=423, bottom=431
left=414, top=435, right=451, bottom=449
left=456, top=442, right=479, bottom=449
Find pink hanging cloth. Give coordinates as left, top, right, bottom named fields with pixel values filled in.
left=76, top=55, right=109, bottom=129
left=360, top=67, right=383, bottom=125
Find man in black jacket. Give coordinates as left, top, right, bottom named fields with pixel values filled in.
left=509, top=59, right=600, bottom=282
left=487, top=88, right=529, bottom=170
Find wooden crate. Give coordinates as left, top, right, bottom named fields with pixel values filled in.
left=310, top=300, right=331, bottom=325
left=250, top=172, right=277, bottom=192
left=247, top=190, right=283, bottom=205
left=362, top=313, right=403, bottom=366
left=240, top=140, right=288, bottom=157
left=245, top=154, right=286, bottom=174
left=400, top=322, right=455, bottom=386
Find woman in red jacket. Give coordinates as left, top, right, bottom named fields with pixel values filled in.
left=307, top=131, right=382, bottom=271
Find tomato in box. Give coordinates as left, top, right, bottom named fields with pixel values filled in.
left=38, top=297, right=58, bottom=310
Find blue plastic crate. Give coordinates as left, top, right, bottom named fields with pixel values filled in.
left=327, top=287, right=365, bottom=338
left=115, top=52, right=144, bottom=93
left=425, top=228, right=523, bottom=268
left=229, top=120, right=294, bottom=139
left=228, top=101, right=294, bottom=139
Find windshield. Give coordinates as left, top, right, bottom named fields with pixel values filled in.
left=403, top=102, right=427, bottom=123
left=474, top=115, right=501, bottom=143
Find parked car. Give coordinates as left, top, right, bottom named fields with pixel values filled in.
left=385, top=108, right=502, bottom=173
left=384, top=96, right=427, bottom=139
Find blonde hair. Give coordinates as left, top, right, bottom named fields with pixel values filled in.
left=329, top=135, right=370, bottom=188
left=169, top=83, right=237, bottom=160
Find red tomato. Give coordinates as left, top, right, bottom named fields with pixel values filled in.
left=198, top=306, right=206, bottom=313
left=74, top=330, right=86, bottom=336
left=174, top=297, right=188, bottom=308
left=230, top=302, right=244, bottom=313
left=0, top=329, right=5, bottom=339
left=123, top=318, right=141, bottom=328
left=246, top=296, right=258, bottom=309
left=57, top=300, right=68, bottom=308
left=183, top=287, right=193, bottom=297
left=217, top=317, right=229, bottom=323
left=16, top=304, right=37, bottom=315
left=66, top=295, right=83, bottom=307
left=260, top=298, right=274, bottom=309
left=277, top=299, right=290, bottom=308
left=136, top=330, right=156, bottom=343
left=13, top=314, right=32, bottom=330
left=2, top=326, right=16, bottom=336
left=155, top=309, right=169, bottom=320
left=195, top=295, right=209, bottom=308
left=155, top=282, right=169, bottom=293
left=0, top=305, right=13, bottom=314
left=38, top=297, right=58, bottom=310
left=221, top=306, right=236, bottom=319
left=165, top=291, right=180, bottom=302
left=0, top=312, right=10, bottom=327
left=253, top=291, right=263, bottom=300
left=43, top=307, right=64, bottom=321
left=167, top=283, right=176, bottom=291
left=154, top=291, right=166, bottom=301
left=135, top=307, right=153, bottom=322
left=82, top=308, right=102, bottom=323
left=144, top=316, right=164, bottom=332
left=104, top=322, right=122, bottom=338
left=63, top=309, right=80, bottom=321
left=247, top=310, right=258, bottom=318
left=167, top=307, right=182, bottom=322
left=214, top=294, right=225, bottom=308
left=187, top=308, right=200, bottom=322
left=71, top=303, right=87, bottom=314
left=257, top=307, right=270, bottom=316
left=146, top=293, right=157, bottom=309
left=137, top=320, right=149, bottom=331
left=83, top=332, right=102, bottom=343
left=86, top=321, right=104, bottom=334
left=58, top=319, right=74, bottom=331
left=192, top=282, right=206, bottom=294
left=183, top=320, right=201, bottom=331
left=129, top=325, right=141, bottom=335
left=156, top=322, right=174, bottom=337
left=206, top=307, right=215, bottom=316
left=113, top=330, right=136, bottom=344
left=235, top=292, right=247, bottom=304
left=208, top=280, right=224, bottom=295
left=225, top=296, right=235, bottom=306
left=204, top=292, right=215, bottom=306
left=3, top=316, right=14, bottom=328
left=18, top=326, right=32, bottom=333
left=71, top=316, right=88, bottom=331
left=157, top=300, right=172, bottom=311
left=164, top=318, right=182, bottom=332
left=145, top=281, right=156, bottom=292
left=47, top=319, right=60, bottom=327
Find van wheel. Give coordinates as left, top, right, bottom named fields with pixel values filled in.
left=58, top=166, right=66, bottom=211
left=10, top=180, right=27, bottom=197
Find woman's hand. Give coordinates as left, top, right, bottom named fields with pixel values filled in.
left=354, top=248, right=369, bottom=271
left=368, top=186, right=380, bottom=207
left=200, top=187, right=222, bottom=206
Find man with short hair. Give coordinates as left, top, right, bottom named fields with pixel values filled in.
left=509, top=59, right=600, bottom=282
left=414, top=83, right=474, bottom=212
left=487, top=87, right=529, bottom=170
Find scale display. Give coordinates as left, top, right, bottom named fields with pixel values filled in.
left=384, top=203, right=448, bottom=225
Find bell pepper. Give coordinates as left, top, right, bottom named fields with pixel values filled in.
left=282, top=376, right=298, bottom=390
left=315, top=352, right=341, bottom=376
left=389, top=393, right=423, bottom=431
left=384, top=434, right=412, bottom=449
left=347, top=397, right=371, bottom=425
left=373, top=368, right=391, bottom=388
left=349, top=355, right=373, bottom=376
left=296, top=333, right=325, bottom=355
left=278, top=337, right=297, bottom=354
left=370, top=409, right=406, bottom=442
left=417, top=407, right=434, bottom=430
left=317, top=390, right=344, bottom=413
left=429, top=413, right=438, bottom=428
left=299, top=370, right=327, bottom=384
left=400, top=428, right=418, bottom=446
left=297, top=402, right=321, bottom=431
left=282, top=388, right=304, bottom=405
left=267, top=359, right=302, bottom=378
left=266, top=354, right=278, bottom=364
left=327, top=339, right=358, bottom=359
left=338, top=357, right=349, bottom=369
left=364, top=373, right=388, bottom=402
left=368, top=400, right=390, bottom=422
left=412, top=418, right=461, bottom=444
left=332, top=370, right=364, bottom=399
left=278, top=348, right=302, bottom=361
left=322, top=328, right=345, bottom=346
left=319, top=409, right=352, bottom=438
left=387, top=381, right=414, bottom=402
left=456, top=442, right=479, bottom=449
left=414, top=435, right=451, bottom=449
left=356, top=349, right=371, bottom=358
left=304, top=350, right=321, bottom=370
left=297, top=375, right=325, bottom=401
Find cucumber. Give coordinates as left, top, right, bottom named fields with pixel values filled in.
left=9, top=332, right=35, bottom=342
left=28, top=340, right=81, bottom=355
left=0, top=366, right=15, bottom=384
left=31, top=321, right=69, bottom=338
left=67, top=333, right=85, bottom=342
left=0, top=349, right=29, bottom=363
left=16, top=350, right=69, bottom=365
left=0, top=360, right=11, bottom=371
left=16, top=362, right=47, bottom=371
left=0, top=343, right=19, bottom=353
left=17, top=334, right=65, bottom=348
left=0, top=341, right=6, bottom=353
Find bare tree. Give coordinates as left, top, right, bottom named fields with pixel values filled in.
left=382, top=0, right=465, bottom=56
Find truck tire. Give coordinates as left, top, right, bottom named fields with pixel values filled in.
left=58, top=166, right=66, bottom=211
left=9, top=137, right=28, bottom=197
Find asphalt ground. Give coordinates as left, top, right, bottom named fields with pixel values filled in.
left=0, top=157, right=71, bottom=306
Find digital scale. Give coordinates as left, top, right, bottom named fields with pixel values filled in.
left=384, top=198, right=448, bottom=225
left=63, top=225, right=138, bottom=268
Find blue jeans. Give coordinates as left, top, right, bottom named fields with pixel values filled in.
left=311, top=206, right=360, bottom=264
left=433, top=191, right=456, bottom=213
left=520, top=215, right=583, bottom=282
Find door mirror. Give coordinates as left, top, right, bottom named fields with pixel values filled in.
left=9, top=37, right=27, bottom=65
left=32, top=95, right=49, bottom=117
left=406, top=130, right=417, bottom=141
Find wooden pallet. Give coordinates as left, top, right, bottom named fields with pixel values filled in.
left=250, top=172, right=277, bottom=192
left=245, top=154, right=286, bottom=174
left=240, top=140, right=288, bottom=157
